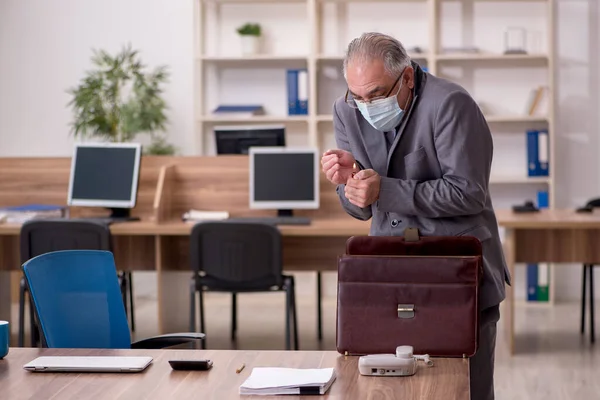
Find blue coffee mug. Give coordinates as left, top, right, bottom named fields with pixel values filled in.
left=0, top=320, right=8, bottom=359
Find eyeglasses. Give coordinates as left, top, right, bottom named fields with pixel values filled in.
left=344, top=73, right=403, bottom=109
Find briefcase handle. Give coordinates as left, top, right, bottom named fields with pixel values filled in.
left=404, top=227, right=419, bottom=242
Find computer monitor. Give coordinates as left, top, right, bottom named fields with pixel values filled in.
left=67, top=142, right=142, bottom=220
left=249, top=147, right=319, bottom=217
left=215, top=125, right=285, bottom=155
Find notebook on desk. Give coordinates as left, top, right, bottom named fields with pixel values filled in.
left=239, top=367, right=336, bottom=395
left=23, top=356, right=153, bottom=373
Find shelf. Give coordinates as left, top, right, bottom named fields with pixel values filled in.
left=320, top=0, right=426, bottom=2
left=317, top=52, right=429, bottom=61
left=436, top=53, right=549, bottom=62
left=201, top=116, right=309, bottom=123
left=485, top=115, right=548, bottom=123
left=490, top=176, right=550, bottom=184
left=204, top=0, right=305, bottom=3
left=316, top=115, right=334, bottom=122
left=200, top=55, right=308, bottom=65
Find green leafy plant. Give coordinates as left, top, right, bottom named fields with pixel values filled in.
left=237, top=23, right=261, bottom=36
left=144, top=133, right=177, bottom=156
left=67, top=44, right=176, bottom=154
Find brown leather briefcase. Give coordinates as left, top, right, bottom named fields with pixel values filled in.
left=336, top=227, right=483, bottom=357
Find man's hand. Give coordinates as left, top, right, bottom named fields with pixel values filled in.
left=344, top=169, right=381, bottom=208
left=321, top=149, right=357, bottom=185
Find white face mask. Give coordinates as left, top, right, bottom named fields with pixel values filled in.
left=355, top=75, right=408, bottom=132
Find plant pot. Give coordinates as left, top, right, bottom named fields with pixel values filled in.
left=240, top=35, right=260, bottom=56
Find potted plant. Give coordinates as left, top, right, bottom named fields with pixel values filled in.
left=67, top=44, right=176, bottom=155
left=237, top=23, right=262, bottom=56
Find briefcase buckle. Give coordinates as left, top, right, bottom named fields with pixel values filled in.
left=397, top=304, right=415, bottom=319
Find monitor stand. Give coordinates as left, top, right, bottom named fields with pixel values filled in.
left=75, top=208, right=140, bottom=225
left=106, top=208, right=140, bottom=223
left=277, top=209, right=294, bottom=218
left=273, top=209, right=311, bottom=225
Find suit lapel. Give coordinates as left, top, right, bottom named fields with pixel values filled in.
left=357, top=114, right=388, bottom=176
left=386, top=92, right=419, bottom=171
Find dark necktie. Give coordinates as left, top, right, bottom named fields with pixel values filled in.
left=384, top=130, right=396, bottom=152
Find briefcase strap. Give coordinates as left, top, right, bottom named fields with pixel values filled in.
left=404, top=227, right=419, bottom=242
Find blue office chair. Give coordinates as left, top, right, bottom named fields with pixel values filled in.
left=22, top=250, right=205, bottom=349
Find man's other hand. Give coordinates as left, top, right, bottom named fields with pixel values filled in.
left=321, top=149, right=357, bottom=185
left=344, top=169, right=381, bottom=208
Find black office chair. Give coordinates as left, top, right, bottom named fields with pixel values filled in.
left=18, top=219, right=135, bottom=347
left=579, top=198, right=600, bottom=343
left=189, top=221, right=298, bottom=350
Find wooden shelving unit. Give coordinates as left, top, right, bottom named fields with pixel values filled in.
left=193, top=0, right=557, bottom=305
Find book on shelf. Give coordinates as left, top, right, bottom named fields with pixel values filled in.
left=525, top=86, right=549, bottom=116
left=286, top=69, right=308, bottom=116
left=239, top=367, right=336, bottom=396
left=526, top=129, right=549, bottom=177
left=211, top=105, right=265, bottom=119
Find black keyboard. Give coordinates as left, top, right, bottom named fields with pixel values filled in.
left=230, top=217, right=311, bottom=226
left=72, top=217, right=140, bottom=225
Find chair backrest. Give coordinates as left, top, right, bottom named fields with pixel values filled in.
left=20, top=220, right=112, bottom=263
left=190, top=222, right=283, bottom=288
left=22, top=250, right=132, bottom=349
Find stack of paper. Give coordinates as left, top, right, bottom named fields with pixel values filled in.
left=182, top=210, right=229, bottom=222
left=239, top=367, right=336, bottom=396
left=0, top=204, right=65, bottom=224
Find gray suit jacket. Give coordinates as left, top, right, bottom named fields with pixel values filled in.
left=333, top=62, right=510, bottom=310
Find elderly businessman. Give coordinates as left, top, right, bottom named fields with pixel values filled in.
left=321, top=32, right=511, bottom=400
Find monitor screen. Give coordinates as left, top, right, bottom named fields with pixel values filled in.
left=249, top=147, right=319, bottom=210
left=215, top=125, right=285, bottom=155
left=67, top=143, right=142, bottom=208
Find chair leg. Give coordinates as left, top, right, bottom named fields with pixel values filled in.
left=119, top=272, right=128, bottom=322
left=28, top=298, right=38, bottom=347
left=189, top=281, right=196, bottom=332
left=231, top=293, right=237, bottom=342
left=284, top=283, right=292, bottom=351
left=128, top=272, right=135, bottom=332
left=199, top=289, right=206, bottom=349
left=19, top=278, right=26, bottom=347
left=582, top=265, right=588, bottom=335
left=291, top=277, right=299, bottom=350
left=590, top=265, right=595, bottom=344
left=317, top=272, right=323, bottom=341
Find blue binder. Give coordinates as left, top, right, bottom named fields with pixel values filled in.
left=286, top=69, right=308, bottom=115
left=537, top=129, right=549, bottom=176
left=286, top=69, right=298, bottom=115
left=526, top=129, right=550, bottom=177
left=526, top=129, right=539, bottom=177
left=526, top=263, right=538, bottom=301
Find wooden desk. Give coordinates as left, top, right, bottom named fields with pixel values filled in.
left=0, top=348, right=470, bottom=400
left=495, top=209, right=600, bottom=354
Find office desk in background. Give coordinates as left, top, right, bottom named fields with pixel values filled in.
left=496, top=208, right=600, bottom=354
left=0, top=348, right=470, bottom=400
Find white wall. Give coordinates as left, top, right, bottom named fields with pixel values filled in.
left=1, top=0, right=599, bottom=301
left=0, top=0, right=195, bottom=156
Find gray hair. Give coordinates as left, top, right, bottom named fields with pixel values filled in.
left=342, top=32, right=411, bottom=79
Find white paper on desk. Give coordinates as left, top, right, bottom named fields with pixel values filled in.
left=182, top=210, right=229, bottom=221
left=239, top=367, right=336, bottom=395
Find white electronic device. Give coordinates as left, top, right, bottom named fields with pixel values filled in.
left=358, top=346, right=433, bottom=377
left=23, top=356, right=153, bottom=373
